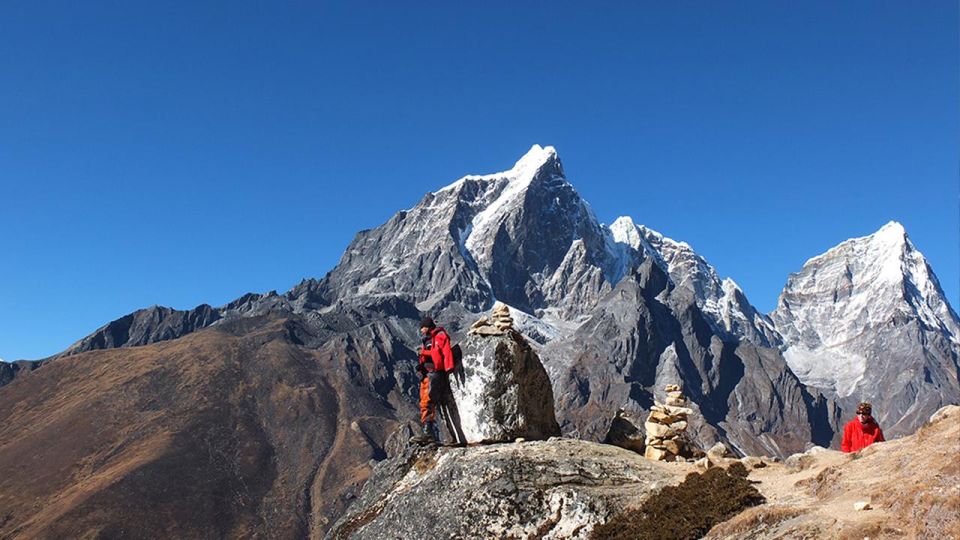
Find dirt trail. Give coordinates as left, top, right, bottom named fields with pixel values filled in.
left=707, top=405, right=960, bottom=539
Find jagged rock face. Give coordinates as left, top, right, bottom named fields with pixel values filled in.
left=542, top=258, right=817, bottom=458
left=62, top=304, right=223, bottom=355
left=0, top=359, right=43, bottom=388
left=468, top=150, right=611, bottom=316
left=316, top=145, right=614, bottom=318
left=325, top=439, right=690, bottom=540
left=315, top=185, right=492, bottom=313
left=451, top=332, right=560, bottom=443
left=771, top=221, right=960, bottom=438
left=60, top=291, right=299, bottom=356
left=629, top=221, right=781, bottom=348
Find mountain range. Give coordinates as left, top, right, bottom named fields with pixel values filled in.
left=1, top=145, right=957, bottom=538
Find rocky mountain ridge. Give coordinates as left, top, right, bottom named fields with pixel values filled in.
left=2, top=145, right=957, bottom=538
left=10, top=145, right=955, bottom=453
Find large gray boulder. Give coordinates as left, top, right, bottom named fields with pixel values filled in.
left=325, top=439, right=688, bottom=540
left=450, top=331, right=560, bottom=443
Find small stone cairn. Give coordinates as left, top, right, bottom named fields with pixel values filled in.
left=644, top=384, right=693, bottom=462
left=468, top=302, right=514, bottom=336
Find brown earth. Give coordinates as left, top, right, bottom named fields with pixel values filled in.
left=0, top=315, right=414, bottom=539
left=706, top=405, right=960, bottom=539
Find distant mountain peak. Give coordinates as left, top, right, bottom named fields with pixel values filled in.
left=877, top=219, right=906, bottom=236
left=609, top=216, right=642, bottom=249
left=772, top=221, right=959, bottom=410
left=777, top=221, right=956, bottom=339
left=439, top=144, right=563, bottom=196
left=804, top=221, right=909, bottom=277
left=510, top=143, right=561, bottom=177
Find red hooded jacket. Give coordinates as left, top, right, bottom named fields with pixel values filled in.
left=840, top=418, right=885, bottom=453
left=419, top=327, right=455, bottom=373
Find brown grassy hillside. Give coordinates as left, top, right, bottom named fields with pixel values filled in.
left=0, top=315, right=411, bottom=539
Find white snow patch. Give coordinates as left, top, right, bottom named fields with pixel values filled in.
left=511, top=308, right=569, bottom=345
left=609, top=216, right=641, bottom=249
left=783, top=346, right=866, bottom=398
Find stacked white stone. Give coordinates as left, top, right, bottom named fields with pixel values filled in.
left=491, top=302, right=513, bottom=330
left=643, top=384, right=693, bottom=462
left=468, top=302, right=514, bottom=336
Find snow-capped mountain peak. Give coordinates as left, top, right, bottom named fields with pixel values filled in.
left=609, top=216, right=642, bottom=249
left=802, top=220, right=908, bottom=287
left=462, top=146, right=566, bottom=258
left=875, top=219, right=906, bottom=238
left=776, top=221, right=957, bottom=349
left=440, top=144, right=561, bottom=194
left=772, top=221, right=959, bottom=406
left=601, top=218, right=779, bottom=347
left=510, top=144, right=560, bottom=178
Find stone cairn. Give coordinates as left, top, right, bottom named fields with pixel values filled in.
left=643, top=384, right=693, bottom=462
left=468, top=302, right=514, bottom=336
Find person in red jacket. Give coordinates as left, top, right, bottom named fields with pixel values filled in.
left=412, top=316, right=455, bottom=444
left=841, top=402, right=885, bottom=453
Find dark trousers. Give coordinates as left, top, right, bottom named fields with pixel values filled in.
left=419, top=371, right=466, bottom=445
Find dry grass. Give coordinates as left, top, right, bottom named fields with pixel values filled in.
left=591, top=463, right=764, bottom=540
left=705, top=505, right=803, bottom=537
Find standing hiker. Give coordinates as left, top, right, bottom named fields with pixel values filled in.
left=412, top=316, right=456, bottom=444
left=841, top=402, right=885, bottom=453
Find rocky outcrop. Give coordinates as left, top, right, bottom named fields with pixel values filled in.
left=0, top=359, right=43, bottom=388
left=325, top=439, right=691, bottom=540
left=604, top=408, right=648, bottom=453
left=451, top=326, right=560, bottom=443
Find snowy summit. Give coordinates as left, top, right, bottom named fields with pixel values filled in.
left=772, top=221, right=959, bottom=402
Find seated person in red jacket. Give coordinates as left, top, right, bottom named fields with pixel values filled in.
left=841, top=402, right=885, bottom=453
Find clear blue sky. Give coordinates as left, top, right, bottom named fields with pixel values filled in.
left=1, top=2, right=956, bottom=361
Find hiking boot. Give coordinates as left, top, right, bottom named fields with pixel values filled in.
left=409, top=422, right=436, bottom=445
left=425, top=421, right=440, bottom=443
left=408, top=434, right=432, bottom=445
